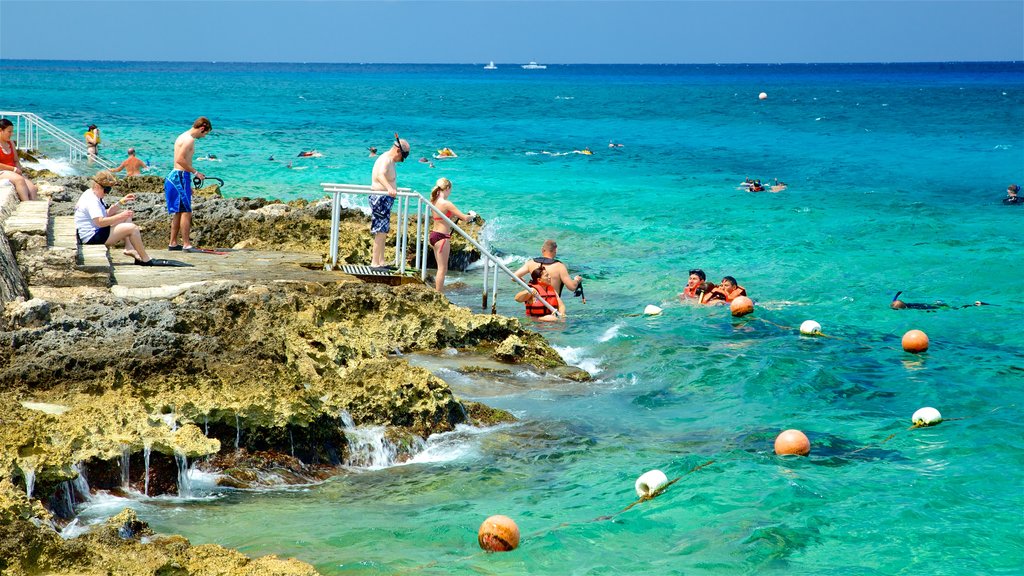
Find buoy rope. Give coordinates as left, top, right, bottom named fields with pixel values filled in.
left=525, top=459, right=715, bottom=540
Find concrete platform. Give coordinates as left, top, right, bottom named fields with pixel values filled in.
left=109, top=248, right=370, bottom=299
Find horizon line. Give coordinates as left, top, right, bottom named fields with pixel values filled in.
left=2, top=58, right=1022, bottom=67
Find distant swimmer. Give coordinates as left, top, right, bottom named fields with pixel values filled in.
left=1004, top=184, right=1021, bottom=205
left=419, top=157, right=429, bottom=163
left=770, top=178, right=788, bottom=193
left=891, top=291, right=992, bottom=310
left=368, top=147, right=378, bottom=157
left=297, top=150, right=323, bottom=158
left=747, top=179, right=765, bottom=192
left=608, top=141, right=624, bottom=148
left=268, top=155, right=275, bottom=161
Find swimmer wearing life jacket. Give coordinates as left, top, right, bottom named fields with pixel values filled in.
left=679, top=268, right=706, bottom=301
left=891, top=291, right=992, bottom=310
left=708, top=275, right=747, bottom=303
left=514, top=265, right=565, bottom=322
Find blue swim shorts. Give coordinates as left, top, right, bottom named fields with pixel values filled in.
left=369, top=194, right=395, bottom=234
left=165, top=169, right=193, bottom=214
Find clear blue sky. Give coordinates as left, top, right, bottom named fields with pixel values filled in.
left=2, top=1, right=1021, bottom=64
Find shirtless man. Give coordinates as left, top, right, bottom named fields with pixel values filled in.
left=111, top=148, right=146, bottom=177
left=513, top=239, right=582, bottom=297
left=368, top=134, right=410, bottom=268
left=164, top=117, right=211, bottom=251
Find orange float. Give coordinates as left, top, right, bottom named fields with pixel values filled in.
left=730, top=296, right=754, bottom=317
left=478, top=515, right=520, bottom=552
left=901, top=329, right=929, bottom=353
left=774, top=429, right=811, bottom=456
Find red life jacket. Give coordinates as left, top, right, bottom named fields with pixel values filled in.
left=525, top=282, right=559, bottom=317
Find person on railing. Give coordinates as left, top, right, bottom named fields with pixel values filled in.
left=84, top=124, right=101, bottom=164
left=111, top=147, right=146, bottom=177
left=513, top=239, right=582, bottom=298
left=515, top=266, right=565, bottom=322
left=74, top=170, right=154, bottom=266
left=0, top=118, right=39, bottom=201
left=368, top=134, right=410, bottom=269
left=428, top=177, right=477, bottom=291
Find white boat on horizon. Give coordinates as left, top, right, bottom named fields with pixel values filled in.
left=521, top=61, right=547, bottom=70
left=484, top=61, right=497, bottom=70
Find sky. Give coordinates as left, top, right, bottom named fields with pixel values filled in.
left=1, top=0, right=1021, bottom=64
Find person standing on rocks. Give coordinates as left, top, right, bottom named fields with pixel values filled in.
left=165, top=117, right=212, bottom=252
left=368, top=133, right=410, bottom=269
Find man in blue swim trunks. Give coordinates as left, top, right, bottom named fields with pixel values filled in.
left=165, top=116, right=212, bottom=251
left=368, top=134, right=410, bottom=268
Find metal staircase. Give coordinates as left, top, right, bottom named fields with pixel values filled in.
left=321, top=182, right=559, bottom=316
left=0, top=111, right=115, bottom=170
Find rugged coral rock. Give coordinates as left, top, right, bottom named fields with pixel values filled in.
left=0, top=174, right=584, bottom=574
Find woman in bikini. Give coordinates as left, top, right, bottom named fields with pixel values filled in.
left=429, top=177, right=477, bottom=291
left=0, top=118, right=39, bottom=201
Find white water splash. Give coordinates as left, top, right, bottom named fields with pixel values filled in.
left=598, top=323, right=622, bottom=343
left=120, top=444, right=130, bottom=489
left=143, top=442, right=152, bottom=497
left=174, top=452, right=192, bottom=498
left=553, top=345, right=603, bottom=375
left=336, top=194, right=371, bottom=215
left=70, top=462, right=91, bottom=502
left=235, top=413, right=242, bottom=451
left=339, top=410, right=399, bottom=469
left=23, top=157, right=78, bottom=176
left=21, top=461, right=35, bottom=498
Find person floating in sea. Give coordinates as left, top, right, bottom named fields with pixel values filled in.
left=514, top=265, right=565, bottom=322
left=770, top=179, right=788, bottom=193
left=678, top=268, right=706, bottom=301
left=513, top=239, right=583, bottom=299
left=368, top=147, right=378, bottom=157
left=368, top=133, right=410, bottom=269
left=165, top=116, right=212, bottom=252
left=427, top=177, right=477, bottom=292
left=890, top=291, right=992, bottom=310
left=1004, top=184, right=1021, bottom=205
left=0, top=118, right=39, bottom=201
left=74, top=170, right=153, bottom=265
left=708, top=276, right=747, bottom=303
left=84, top=124, right=101, bottom=164
left=111, top=148, right=146, bottom=177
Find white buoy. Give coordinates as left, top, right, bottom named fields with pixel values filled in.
left=635, top=469, right=669, bottom=498
left=799, top=320, right=822, bottom=336
left=912, top=407, right=942, bottom=426
left=758, top=92, right=768, bottom=100
left=643, top=304, right=662, bottom=316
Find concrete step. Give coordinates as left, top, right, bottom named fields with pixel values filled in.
left=4, top=199, right=49, bottom=236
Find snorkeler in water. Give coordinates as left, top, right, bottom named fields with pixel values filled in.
left=891, top=291, right=992, bottom=310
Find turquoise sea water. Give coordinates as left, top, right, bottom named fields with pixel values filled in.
left=5, top=60, right=1024, bottom=574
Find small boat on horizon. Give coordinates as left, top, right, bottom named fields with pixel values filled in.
left=484, top=61, right=497, bottom=70
left=521, top=61, right=547, bottom=70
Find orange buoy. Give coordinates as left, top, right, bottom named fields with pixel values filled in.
left=478, top=515, right=520, bottom=552
left=730, top=296, right=754, bottom=317
left=901, top=329, right=929, bottom=353
left=774, top=429, right=810, bottom=456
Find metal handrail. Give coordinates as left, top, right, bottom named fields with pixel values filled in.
left=0, top=111, right=115, bottom=170
left=321, top=182, right=560, bottom=316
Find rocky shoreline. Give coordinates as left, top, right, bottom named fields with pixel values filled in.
left=0, top=170, right=587, bottom=575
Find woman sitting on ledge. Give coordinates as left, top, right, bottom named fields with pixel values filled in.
left=0, top=118, right=39, bottom=201
left=74, top=170, right=154, bottom=265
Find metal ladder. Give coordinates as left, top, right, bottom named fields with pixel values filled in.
left=0, top=111, right=115, bottom=170
left=321, top=182, right=559, bottom=316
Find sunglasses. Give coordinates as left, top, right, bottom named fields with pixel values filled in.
left=394, top=133, right=409, bottom=160
left=102, top=185, right=112, bottom=194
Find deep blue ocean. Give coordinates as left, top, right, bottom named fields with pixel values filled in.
left=4, top=60, right=1024, bottom=574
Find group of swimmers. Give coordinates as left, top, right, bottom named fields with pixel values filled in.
left=678, top=269, right=748, bottom=305
left=740, top=178, right=787, bottom=193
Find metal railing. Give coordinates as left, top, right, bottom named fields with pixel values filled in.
left=0, top=111, right=115, bottom=170
left=321, top=183, right=559, bottom=316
